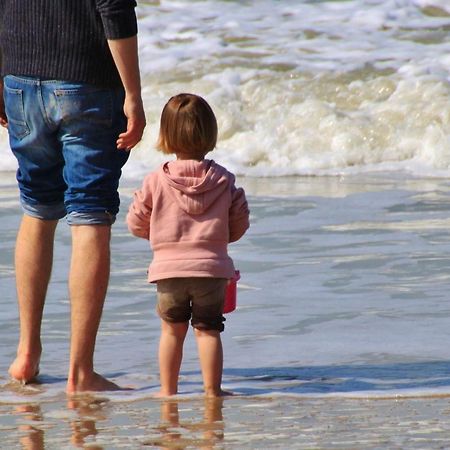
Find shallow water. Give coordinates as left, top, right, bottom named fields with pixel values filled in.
left=3, top=174, right=450, bottom=446
left=2, top=174, right=450, bottom=401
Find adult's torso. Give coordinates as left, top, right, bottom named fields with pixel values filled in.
left=0, top=0, right=132, bottom=87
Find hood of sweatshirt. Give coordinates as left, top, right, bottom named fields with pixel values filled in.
left=159, top=159, right=231, bottom=215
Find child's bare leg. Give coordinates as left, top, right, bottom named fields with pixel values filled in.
left=156, top=320, right=189, bottom=397
left=194, top=328, right=224, bottom=397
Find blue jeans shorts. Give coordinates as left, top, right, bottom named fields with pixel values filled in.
left=4, top=75, right=129, bottom=225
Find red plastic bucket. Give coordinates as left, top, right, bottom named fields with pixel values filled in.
left=224, top=270, right=240, bottom=313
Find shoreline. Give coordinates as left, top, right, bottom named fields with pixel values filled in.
left=3, top=167, right=450, bottom=197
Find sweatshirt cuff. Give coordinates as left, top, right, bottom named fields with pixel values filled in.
left=101, top=9, right=138, bottom=40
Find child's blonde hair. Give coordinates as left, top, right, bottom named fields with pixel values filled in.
left=156, top=93, right=218, bottom=158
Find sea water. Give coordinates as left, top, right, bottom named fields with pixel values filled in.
left=1, top=0, right=450, bottom=412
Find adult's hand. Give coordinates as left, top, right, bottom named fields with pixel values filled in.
left=107, top=36, right=146, bottom=151
left=117, top=94, right=146, bottom=150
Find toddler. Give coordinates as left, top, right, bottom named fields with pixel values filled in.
left=127, top=93, right=250, bottom=397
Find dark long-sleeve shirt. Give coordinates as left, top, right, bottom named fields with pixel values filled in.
left=0, top=0, right=137, bottom=87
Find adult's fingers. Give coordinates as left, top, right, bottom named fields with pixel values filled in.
left=117, top=117, right=146, bottom=150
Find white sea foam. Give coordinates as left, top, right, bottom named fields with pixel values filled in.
left=125, top=0, right=450, bottom=179
left=0, top=0, right=450, bottom=178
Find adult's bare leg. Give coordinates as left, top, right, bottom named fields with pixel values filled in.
left=9, top=215, right=58, bottom=383
left=66, top=224, right=121, bottom=393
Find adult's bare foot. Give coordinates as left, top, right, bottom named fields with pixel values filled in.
left=205, top=388, right=234, bottom=398
left=8, top=353, right=40, bottom=384
left=66, top=372, right=124, bottom=394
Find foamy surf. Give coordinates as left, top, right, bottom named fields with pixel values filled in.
left=1, top=1, right=450, bottom=178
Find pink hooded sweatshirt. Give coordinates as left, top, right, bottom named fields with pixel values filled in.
left=127, top=159, right=250, bottom=282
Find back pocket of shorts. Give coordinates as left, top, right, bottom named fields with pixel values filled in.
left=4, top=86, right=30, bottom=140
left=55, top=87, right=113, bottom=127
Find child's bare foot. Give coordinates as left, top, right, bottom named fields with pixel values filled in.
left=66, top=372, right=124, bottom=394
left=9, top=353, right=40, bottom=384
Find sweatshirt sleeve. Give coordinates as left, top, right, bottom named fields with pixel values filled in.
left=127, top=178, right=153, bottom=240
left=229, top=184, right=250, bottom=243
left=96, top=0, right=138, bottom=40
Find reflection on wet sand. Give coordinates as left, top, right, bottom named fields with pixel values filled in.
left=145, top=397, right=225, bottom=449
left=5, top=393, right=450, bottom=447
left=67, top=396, right=109, bottom=449
left=13, top=404, right=44, bottom=450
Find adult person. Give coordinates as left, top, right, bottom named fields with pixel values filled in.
left=0, top=0, right=146, bottom=393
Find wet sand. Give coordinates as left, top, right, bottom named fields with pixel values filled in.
left=1, top=389, right=450, bottom=449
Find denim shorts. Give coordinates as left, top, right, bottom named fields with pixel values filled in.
left=3, top=75, right=129, bottom=225
left=156, top=278, right=228, bottom=332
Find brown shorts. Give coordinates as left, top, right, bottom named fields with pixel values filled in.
left=156, top=278, right=228, bottom=332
